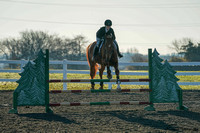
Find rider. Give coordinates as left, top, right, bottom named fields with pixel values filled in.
left=92, top=19, right=123, bottom=60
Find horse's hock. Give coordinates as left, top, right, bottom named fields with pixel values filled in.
left=8, top=49, right=188, bottom=114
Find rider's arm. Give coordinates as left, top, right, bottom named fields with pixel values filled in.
left=96, top=27, right=105, bottom=39
left=111, top=28, right=116, bottom=40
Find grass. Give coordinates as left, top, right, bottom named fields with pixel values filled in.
left=0, top=71, right=200, bottom=90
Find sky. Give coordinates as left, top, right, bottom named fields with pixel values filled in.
left=0, top=0, right=200, bottom=55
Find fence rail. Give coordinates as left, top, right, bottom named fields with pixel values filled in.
left=0, top=60, right=200, bottom=90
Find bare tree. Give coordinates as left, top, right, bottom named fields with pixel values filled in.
left=168, top=37, right=192, bottom=54
left=72, top=35, right=88, bottom=59
left=0, top=30, right=88, bottom=61
left=126, top=47, right=138, bottom=54
left=127, top=47, right=147, bottom=62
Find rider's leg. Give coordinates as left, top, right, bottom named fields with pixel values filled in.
left=113, top=40, right=123, bottom=58
left=92, top=38, right=101, bottom=61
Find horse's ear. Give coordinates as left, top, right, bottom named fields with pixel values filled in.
left=106, top=33, right=112, bottom=38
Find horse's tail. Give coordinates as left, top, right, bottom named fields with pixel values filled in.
left=86, top=43, right=99, bottom=79
left=92, top=63, right=99, bottom=79
left=86, top=43, right=92, bottom=67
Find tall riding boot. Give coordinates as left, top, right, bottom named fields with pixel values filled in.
left=92, top=45, right=99, bottom=61
left=114, top=40, right=123, bottom=58
left=92, top=38, right=101, bottom=61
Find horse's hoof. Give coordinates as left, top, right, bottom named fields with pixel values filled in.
left=116, top=87, right=121, bottom=90
left=116, top=84, right=121, bottom=91
left=116, top=89, right=121, bottom=92
left=99, top=87, right=103, bottom=90
left=107, top=75, right=112, bottom=79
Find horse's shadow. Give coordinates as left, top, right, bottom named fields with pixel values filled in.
left=18, top=113, right=77, bottom=124
left=156, top=110, right=200, bottom=123
left=96, top=110, right=177, bottom=131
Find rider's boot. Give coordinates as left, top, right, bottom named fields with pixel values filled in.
left=92, top=39, right=101, bottom=61
left=92, top=45, right=99, bottom=61
left=114, top=40, right=123, bottom=58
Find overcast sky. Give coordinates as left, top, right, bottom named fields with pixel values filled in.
left=0, top=0, right=200, bottom=55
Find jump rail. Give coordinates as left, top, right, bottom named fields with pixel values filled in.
left=48, top=79, right=150, bottom=83
left=49, top=101, right=152, bottom=107
left=50, top=89, right=151, bottom=93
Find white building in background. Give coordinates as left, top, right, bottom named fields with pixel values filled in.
left=118, top=53, right=133, bottom=63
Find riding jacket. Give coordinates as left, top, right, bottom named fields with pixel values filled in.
left=96, top=26, right=116, bottom=40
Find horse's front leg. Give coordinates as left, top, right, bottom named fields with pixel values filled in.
left=114, top=64, right=121, bottom=90
left=99, top=65, right=105, bottom=89
left=107, top=66, right=112, bottom=79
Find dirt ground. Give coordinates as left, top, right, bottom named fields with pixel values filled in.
left=1, top=90, right=200, bottom=133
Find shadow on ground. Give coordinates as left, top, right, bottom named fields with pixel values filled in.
left=18, top=113, right=77, bottom=124
left=96, top=110, right=177, bottom=131
left=157, top=110, right=200, bottom=123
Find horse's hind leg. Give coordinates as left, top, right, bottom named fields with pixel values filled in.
left=114, top=64, right=121, bottom=90
left=99, top=65, right=105, bottom=89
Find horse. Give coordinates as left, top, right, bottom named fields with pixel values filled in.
left=86, top=34, right=121, bottom=90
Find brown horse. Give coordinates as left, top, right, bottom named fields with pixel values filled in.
left=86, top=34, right=121, bottom=90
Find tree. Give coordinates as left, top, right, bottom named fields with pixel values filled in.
left=73, top=35, right=88, bottom=59
left=0, top=30, right=88, bottom=62
left=168, top=38, right=200, bottom=61
left=169, top=56, right=187, bottom=62
left=126, top=47, right=138, bottom=54
left=129, top=47, right=147, bottom=62
left=131, top=53, right=147, bottom=62
left=181, top=41, right=200, bottom=61
left=168, top=40, right=182, bottom=54
left=168, top=38, right=192, bottom=55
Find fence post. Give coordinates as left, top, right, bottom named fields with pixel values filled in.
left=45, top=49, right=53, bottom=113
left=63, top=59, right=67, bottom=90
left=144, top=48, right=155, bottom=111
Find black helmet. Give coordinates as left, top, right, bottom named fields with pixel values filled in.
left=104, top=19, right=112, bottom=26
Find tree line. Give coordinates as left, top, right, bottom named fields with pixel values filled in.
left=0, top=30, right=88, bottom=61
left=127, top=38, right=200, bottom=63
left=169, top=38, right=200, bottom=62
left=0, top=31, right=199, bottom=63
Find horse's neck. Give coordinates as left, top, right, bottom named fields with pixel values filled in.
left=101, top=42, right=105, bottom=55
left=104, top=42, right=115, bottom=56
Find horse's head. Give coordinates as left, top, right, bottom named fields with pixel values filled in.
left=104, top=33, right=115, bottom=63
left=105, top=34, right=113, bottom=47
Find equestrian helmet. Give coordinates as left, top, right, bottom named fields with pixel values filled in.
left=104, top=19, right=112, bottom=26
